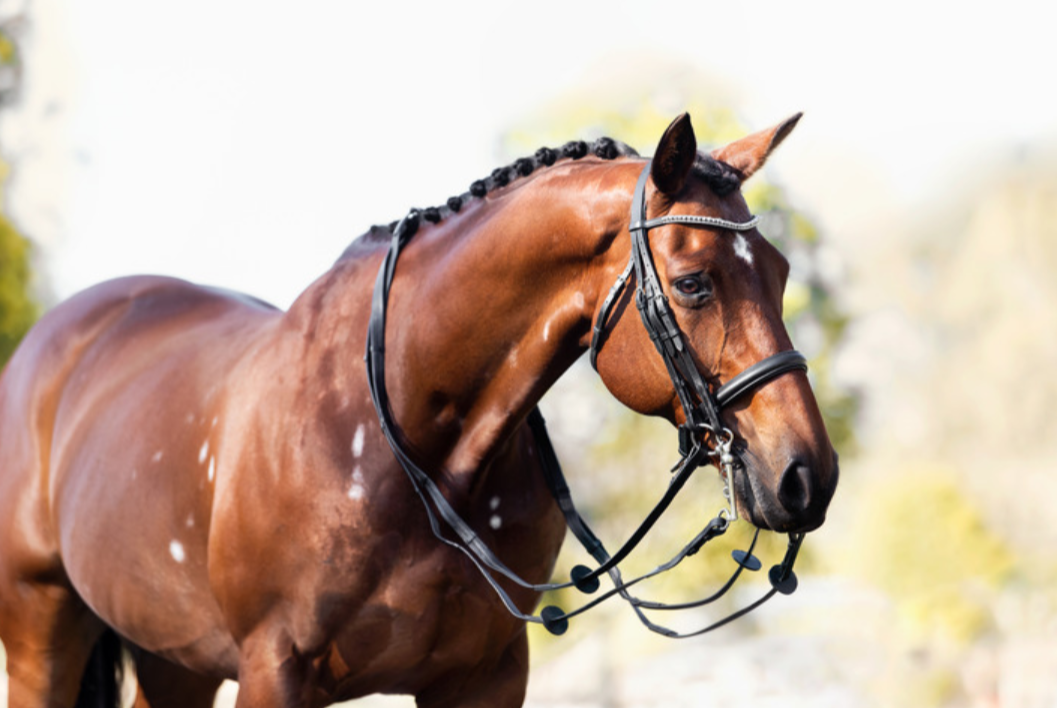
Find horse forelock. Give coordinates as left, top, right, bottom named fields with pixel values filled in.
left=692, top=154, right=743, bottom=197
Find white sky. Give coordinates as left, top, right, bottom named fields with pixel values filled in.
left=6, top=0, right=1056, bottom=308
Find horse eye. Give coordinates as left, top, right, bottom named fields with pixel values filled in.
left=673, top=276, right=712, bottom=298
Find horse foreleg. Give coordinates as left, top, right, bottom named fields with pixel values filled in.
left=0, top=580, right=106, bottom=708
left=127, top=647, right=222, bottom=708
left=414, top=634, right=530, bottom=708
left=231, top=629, right=317, bottom=708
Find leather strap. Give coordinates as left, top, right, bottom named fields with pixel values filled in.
left=715, top=350, right=808, bottom=408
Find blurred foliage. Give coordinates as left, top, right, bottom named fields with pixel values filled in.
left=847, top=467, right=1015, bottom=645
left=0, top=31, right=14, bottom=65
left=0, top=202, right=36, bottom=365
left=0, top=19, right=21, bottom=106
left=0, top=21, right=37, bottom=366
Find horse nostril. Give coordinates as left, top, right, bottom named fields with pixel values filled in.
left=778, top=459, right=813, bottom=514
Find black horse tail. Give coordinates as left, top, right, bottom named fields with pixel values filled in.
left=74, top=628, right=125, bottom=708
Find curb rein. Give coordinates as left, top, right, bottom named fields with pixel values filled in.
left=365, top=161, right=808, bottom=637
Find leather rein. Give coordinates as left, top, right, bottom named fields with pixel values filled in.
left=365, top=160, right=807, bottom=637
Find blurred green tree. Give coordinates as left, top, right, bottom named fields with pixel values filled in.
left=0, top=20, right=39, bottom=367
left=0, top=203, right=36, bottom=366
left=848, top=468, right=1014, bottom=644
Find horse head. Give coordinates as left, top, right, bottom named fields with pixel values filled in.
left=592, top=113, right=838, bottom=533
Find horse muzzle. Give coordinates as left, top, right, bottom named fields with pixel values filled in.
left=735, top=449, right=839, bottom=533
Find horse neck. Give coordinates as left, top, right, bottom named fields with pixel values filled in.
left=348, top=159, right=637, bottom=492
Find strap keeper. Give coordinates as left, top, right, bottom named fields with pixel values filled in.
left=677, top=424, right=708, bottom=466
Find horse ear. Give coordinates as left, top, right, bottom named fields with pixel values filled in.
left=710, top=113, right=802, bottom=180
left=651, top=113, right=698, bottom=196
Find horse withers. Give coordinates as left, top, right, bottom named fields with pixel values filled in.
left=0, top=113, right=837, bottom=708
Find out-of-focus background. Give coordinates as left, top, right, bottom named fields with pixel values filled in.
left=1, top=1, right=1055, bottom=706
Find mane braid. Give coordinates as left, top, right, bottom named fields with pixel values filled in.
left=367, top=137, right=744, bottom=241
left=371, top=137, right=640, bottom=240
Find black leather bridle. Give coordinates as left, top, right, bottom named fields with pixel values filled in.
left=365, top=160, right=809, bottom=638
left=591, top=162, right=809, bottom=472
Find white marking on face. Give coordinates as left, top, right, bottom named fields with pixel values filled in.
left=169, top=540, right=186, bottom=563
left=207, top=456, right=216, bottom=483
left=198, top=441, right=209, bottom=464
left=186, top=513, right=195, bottom=528
left=151, top=450, right=164, bottom=463
left=489, top=515, right=502, bottom=530
left=351, top=425, right=366, bottom=459
left=489, top=496, right=501, bottom=511
left=733, top=233, right=754, bottom=266
left=348, top=466, right=366, bottom=500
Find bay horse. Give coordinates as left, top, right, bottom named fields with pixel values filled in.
left=0, top=113, right=838, bottom=708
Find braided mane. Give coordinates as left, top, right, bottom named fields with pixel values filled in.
left=365, top=135, right=743, bottom=242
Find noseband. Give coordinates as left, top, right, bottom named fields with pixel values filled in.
left=365, top=160, right=808, bottom=638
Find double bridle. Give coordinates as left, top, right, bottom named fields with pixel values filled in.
left=365, top=160, right=810, bottom=638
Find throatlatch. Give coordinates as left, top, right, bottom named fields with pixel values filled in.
left=365, top=160, right=809, bottom=637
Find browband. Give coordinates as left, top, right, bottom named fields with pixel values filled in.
left=635, top=213, right=761, bottom=232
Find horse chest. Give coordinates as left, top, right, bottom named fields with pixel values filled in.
left=261, top=453, right=559, bottom=698
left=314, top=544, right=534, bottom=699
